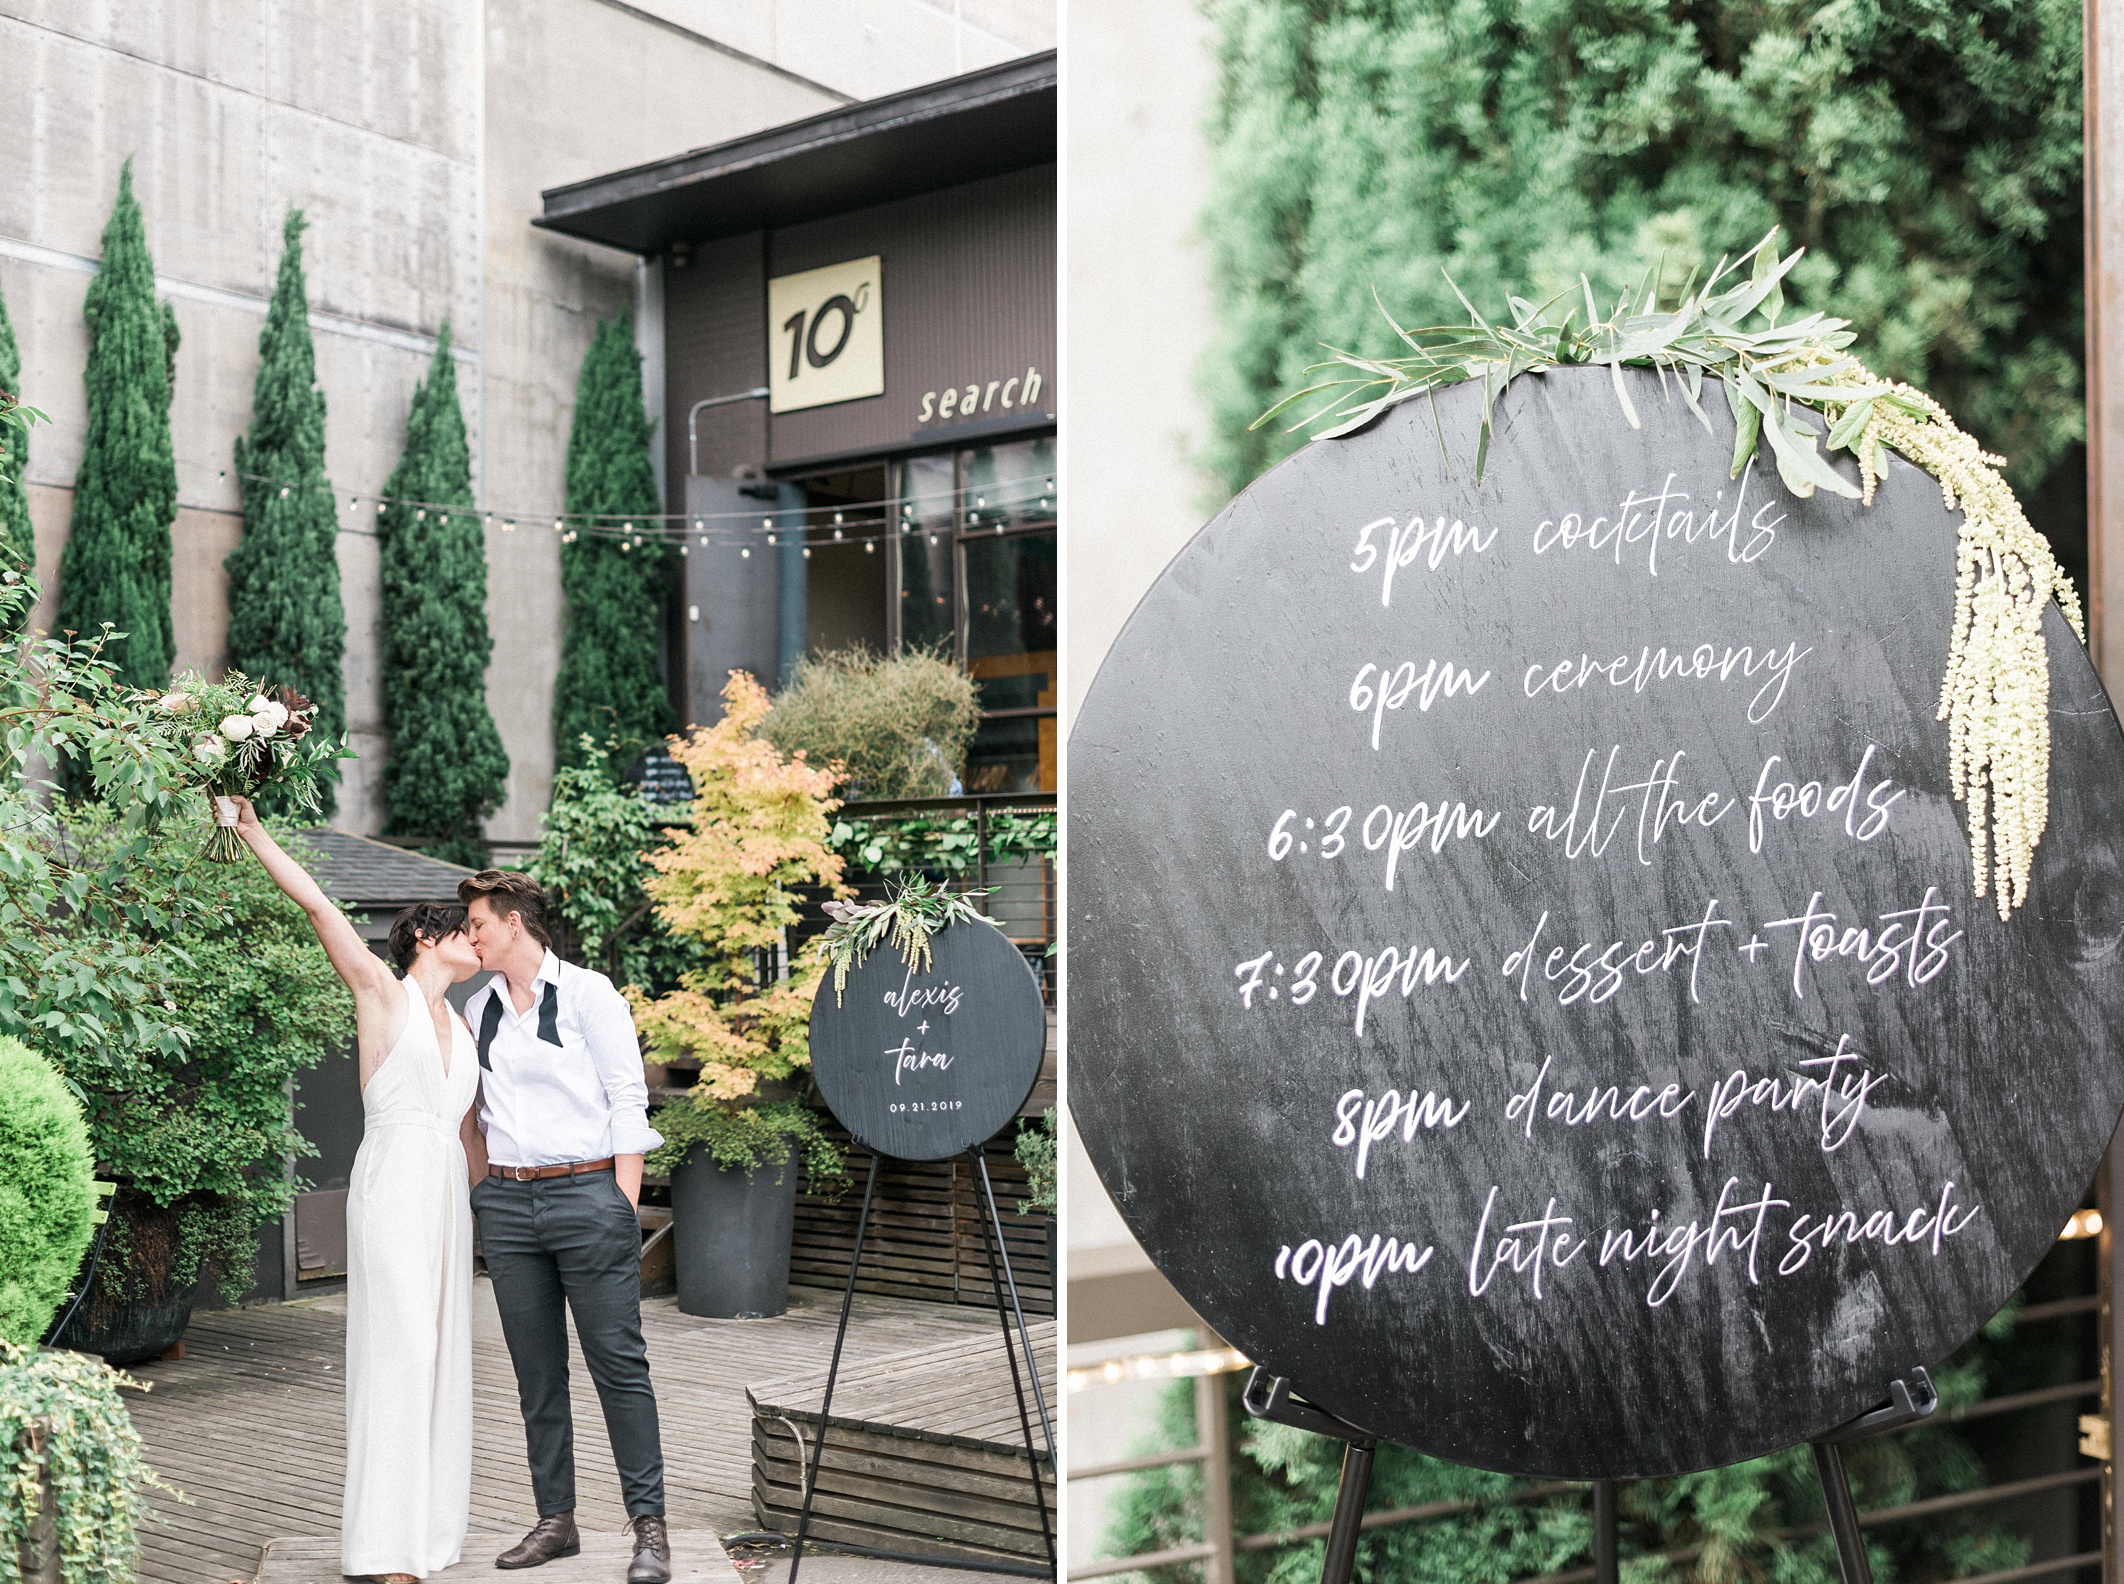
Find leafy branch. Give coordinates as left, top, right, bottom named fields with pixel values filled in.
left=1261, top=230, right=2079, bottom=920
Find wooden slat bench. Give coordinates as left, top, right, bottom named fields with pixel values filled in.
left=746, top=1323, right=1057, bottom=1568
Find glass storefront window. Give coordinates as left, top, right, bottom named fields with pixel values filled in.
left=896, top=453, right=956, bottom=655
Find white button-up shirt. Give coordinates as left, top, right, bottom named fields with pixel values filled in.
left=466, top=950, right=663, bottom=1168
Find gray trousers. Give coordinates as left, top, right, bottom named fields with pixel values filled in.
left=471, top=1172, right=666, bottom=1517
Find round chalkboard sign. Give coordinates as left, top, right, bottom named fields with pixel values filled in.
left=1069, top=365, right=2124, bottom=1479
left=808, top=918, right=1047, bottom=1162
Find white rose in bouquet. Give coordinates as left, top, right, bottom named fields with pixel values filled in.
left=157, top=691, right=194, bottom=715
left=194, top=735, right=227, bottom=763
left=246, top=694, right=270, bottom=712
left=220, top=714, right=254, bottom=742
left=251, top=711, right=278, bottom=739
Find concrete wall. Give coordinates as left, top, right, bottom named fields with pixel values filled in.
left=0, top=0, right=1051, bottom=841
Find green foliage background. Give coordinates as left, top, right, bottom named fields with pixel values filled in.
left=0, top=277, right=34, bottom=582
left=524, top=738, right=701, bottom=997
left=1203, top=0, right=2086, bottom=575
left=378, top=325, right=509, bottom=868
left=58, top=162, right=180, bottom=688
left=226, top=210, right=346, bottom=815
left=555, top=315, right=672, bottom=770
left=0, top=1038, right=94, bottom=1345
left=46, top=816, right=349, bottom=1307
left=1104, top=1312, right=2031, bottom=1584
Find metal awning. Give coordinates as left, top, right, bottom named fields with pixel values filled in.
left=535, top=50, right=1055, bottom=255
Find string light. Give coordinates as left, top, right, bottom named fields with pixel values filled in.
left=2062, top=1209, right=2104, bottom=1240
left=1066, top=1347, right=1251, bottom=1393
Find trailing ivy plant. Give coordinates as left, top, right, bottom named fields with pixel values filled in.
left=630, top=673, right=849, bottom=1180
left=0, top=1340, right=180, bottom=1584
left=829, top=807, right=1056, bottom=880
left=1265, top=233, right=2074, bottom=919
left=813, top=876, right=998, bottom=1007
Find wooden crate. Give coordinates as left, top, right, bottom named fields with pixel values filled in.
left=790, top=1127, right=1055, bottom=1314
left=748, top=1324, right=1057, bottom=1566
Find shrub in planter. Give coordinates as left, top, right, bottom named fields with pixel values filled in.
left=0, top=1041, right=96, bottom=1347
left=632, top=673, right=851, bottom=1316
left=45, top=814, right=348, bottom=1358
left=0, top=1341, right=175, bottom=1584
left=764, top=646, right=977, bottom=801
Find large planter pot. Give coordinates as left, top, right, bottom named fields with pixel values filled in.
left=51, top=1289, right=192, bottom=1367
left=670, top=1140, right=800, bottom=1319
left=51, top=1190, right=196, bottom=1365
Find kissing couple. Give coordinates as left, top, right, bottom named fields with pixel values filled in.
left=230, top=800, right=673, bottom=1582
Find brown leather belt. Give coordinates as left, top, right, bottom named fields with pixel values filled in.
left=488, top=1157, right=615, bottom=1182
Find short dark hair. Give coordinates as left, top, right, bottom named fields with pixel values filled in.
left=458, top=870, right=553, bottom=948
left=388, top=902, right=468, bottom=972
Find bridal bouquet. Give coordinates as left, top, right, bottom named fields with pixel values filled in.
left=152, top=672, right=342, bottom=860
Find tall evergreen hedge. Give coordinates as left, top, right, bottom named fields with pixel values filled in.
left=0, top=275, right=35, bottom=582
left=58, top=162, right=179, bottom=687
left=377, top=324, right=508, bottom=867
left=226, top=210, right=346, bottom=813
left=1202, top=0, right=2084, bottom=557
left=554, top=315, right=671, bottom=768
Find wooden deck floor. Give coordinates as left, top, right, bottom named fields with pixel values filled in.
left=124, top=1280, right=1001, bottom=1584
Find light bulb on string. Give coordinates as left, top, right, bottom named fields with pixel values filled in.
left=553, top=519, right=563, bottom=532
left=741, top=547, right=751, bottom=558
left=833, top=512, right=844, bottom=525
left=416, top=509, right=426, bottom=521
left=864, top=539, right=875, bottom=553
left=278, top=486, right=290, bottom=499
left=802, top=547, right=812, bottom=559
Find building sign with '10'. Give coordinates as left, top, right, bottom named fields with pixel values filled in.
left=767, top=255, right=884, bottom=414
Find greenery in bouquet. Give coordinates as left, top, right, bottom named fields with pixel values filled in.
left=524, top=737, right=703, bottom=999
left=149, top=672, right=342, bottom=860
left=632, top=674, right=850, bottom=1185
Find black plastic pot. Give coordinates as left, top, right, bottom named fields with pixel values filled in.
left=670, top=1140, right=801, bottom=1319
left=51, top=1289, right=193, bottom=1366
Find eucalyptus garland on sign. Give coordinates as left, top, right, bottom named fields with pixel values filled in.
left=1262, top=231, right=2080, bottom=921
left=814, top=876, right=999, bottom=1006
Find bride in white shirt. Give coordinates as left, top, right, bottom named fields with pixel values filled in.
left=231, top=798, right=487, bottom=1582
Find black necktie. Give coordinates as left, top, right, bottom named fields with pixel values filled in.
left=477, top=982, right=564, bottom=1071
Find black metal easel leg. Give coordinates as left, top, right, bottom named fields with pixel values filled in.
left=788, top=1154, right=880, bottom=1584
left=1319, top=1439, right=1376, bottom=1584
left=971, top=1149, right=1058, bottom=1572
left=1593, top=1480, right=1618, bottom=1584
left=1806, top=1367, right=1938, bottom=1584
left=1811, top=1441, right=1872, bottom=1584
left=1240, top=1371, right=1378, bottom=1584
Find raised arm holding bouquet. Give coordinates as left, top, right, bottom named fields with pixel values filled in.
left=149, top=673, right=343, bottom=859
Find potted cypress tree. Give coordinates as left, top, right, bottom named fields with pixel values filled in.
left=633, top=674, right=850, bottom=1319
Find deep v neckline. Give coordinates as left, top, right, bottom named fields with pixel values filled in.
left=406, top=977, right=461, bottom=1080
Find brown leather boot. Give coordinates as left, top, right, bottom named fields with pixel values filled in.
left=626, top=1515, right=671, bottom=1584
left=495, top=1512, right=580, bottom=1568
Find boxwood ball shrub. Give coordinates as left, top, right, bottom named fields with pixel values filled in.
left=0, top=1036, right=96, bottom=1345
